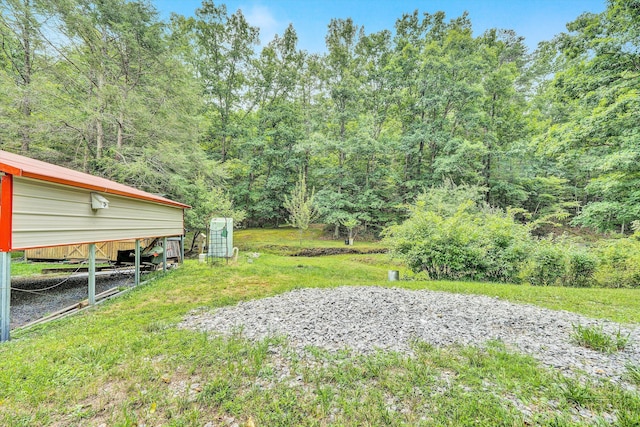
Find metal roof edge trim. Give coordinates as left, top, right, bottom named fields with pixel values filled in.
left=0, top=150, right=190, bottom=209
left=0, top=162, right=23, bottom=177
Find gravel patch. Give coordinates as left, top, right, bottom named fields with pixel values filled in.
left=181, top=286, right=640, bottom=384
left=11, top=272, right=136, bottom=329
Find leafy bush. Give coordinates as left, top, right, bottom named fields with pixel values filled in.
left=385, top=184, right=640, bottom=288
left=566, top=250, right=598, bottom=287
left=521, top=240, right=567, bottom=286
left=384, top=186, right=532, bottom=282
left=592, top=238, right=640, bottom=288
left=520, top=241, right=597, bottom=287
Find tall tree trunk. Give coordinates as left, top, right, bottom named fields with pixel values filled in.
left=116, top=110, right=124, bottom=149
left=83, top=146, right=89, bottom=172
left=19, top=0, right=33, bottom=152
left=484, top=151, right=492, bottom=202
left=95, top=116, right=103, bottom=159
left=221, top=134, right=227, bottom=162
left=417, top=139, right=424, bottom=178
left=20, top=100, right=31, bottom=152
left=404, top=153, right=410, bottom=182
left=484, top=95, right=497, bottom=202
left=245, top=171, right=254, bottom=210
left=95, top=29, right=107, bottom=160
left=96, top=70, right=104, bottom=160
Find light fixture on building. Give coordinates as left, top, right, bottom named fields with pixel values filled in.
left=91, top=193, right=109, bottom=210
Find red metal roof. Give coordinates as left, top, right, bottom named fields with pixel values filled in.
left=0, top=150, right=189, bottom=209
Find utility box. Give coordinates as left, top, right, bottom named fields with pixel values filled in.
left=207, top=217, right=233, bottom=258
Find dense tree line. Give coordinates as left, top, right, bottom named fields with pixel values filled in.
left=0, top=0, right=636, bottom=236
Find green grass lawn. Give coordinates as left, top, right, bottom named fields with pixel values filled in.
left=234, top=224, right=384, bottom=254
left=1, top=229, right=639, bottom=426
left=10, top=261, right=112, bottom=278
left=10, top=261, right=74, bottom=277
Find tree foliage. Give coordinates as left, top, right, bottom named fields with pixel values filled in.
left=0, top=0, right=636, bottom=243
left=283, top=173, right=318, bottom=243
left=534, top=0, right=640, bottom=232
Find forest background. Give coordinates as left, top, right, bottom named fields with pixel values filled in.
left=0, top=0, right=637, bottom=242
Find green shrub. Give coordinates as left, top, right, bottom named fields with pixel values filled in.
left=592, top=238, right=640, bottom=288
left=517, top=239, right=599, bottom=287
left=384, top=188, right=532, bottom=282
left=566, top=250, right=597, bottom=287
left=385, top=185, right=640, bottom=289
left=520, top=239, right=567, bottom=286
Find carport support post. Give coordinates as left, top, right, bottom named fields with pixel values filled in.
left=134, top=239, right=140, bottom=286
left=0, top=252, right=11, bottom=342
left=180, top=235, right=184, bottom=264
left=162, top=237, right=167, bottom=272
left=88, top=243, right=96, bottom=305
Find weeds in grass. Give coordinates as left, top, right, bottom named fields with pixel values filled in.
left=560, top=377, right=598, bottom=406
left=571, top=324, right=630, bottom=353
left=463, top=347, right=489, bottom=368
left=410, top=339, right=435, bottom=354
left=5, top=324, right=640, bottom=425
left=543, top=415, right=574, bottom=427
left=144, top=320, right=171, bottom=333
left=198, top=378, right=234, bottom=406
left=618, top=411, right=640, bottom=427
left=626, top=363, right=640, bottom=385
left=314, top=385, right=334, bottom=415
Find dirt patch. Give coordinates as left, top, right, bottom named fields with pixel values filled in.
left=291, top=247, right=387, bottom=257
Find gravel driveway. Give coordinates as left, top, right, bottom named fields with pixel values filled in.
left=181, top=286, right=640, bottom=385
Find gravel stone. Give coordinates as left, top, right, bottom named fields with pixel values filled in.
left=181, top=286, right=640, bottom=384
left=11, top=272, right=136, bottom=328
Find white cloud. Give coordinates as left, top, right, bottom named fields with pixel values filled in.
left=244, top=4, right=283, bottom=46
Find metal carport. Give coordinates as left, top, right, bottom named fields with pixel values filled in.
left=0, top=150, right=189, bottom=341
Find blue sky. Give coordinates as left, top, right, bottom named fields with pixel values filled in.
left=153, top=0, right=606, bottom=53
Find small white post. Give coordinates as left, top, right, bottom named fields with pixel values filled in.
left=162, top=237, right=167, bottom=272
left=134, top=239, right=140, bottom=286
left=0, top=252, right=11, bottom=342
left=88, top=243, right=96, bottom=305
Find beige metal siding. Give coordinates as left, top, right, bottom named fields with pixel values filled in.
left=12, top=177, right=184, bottom=250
